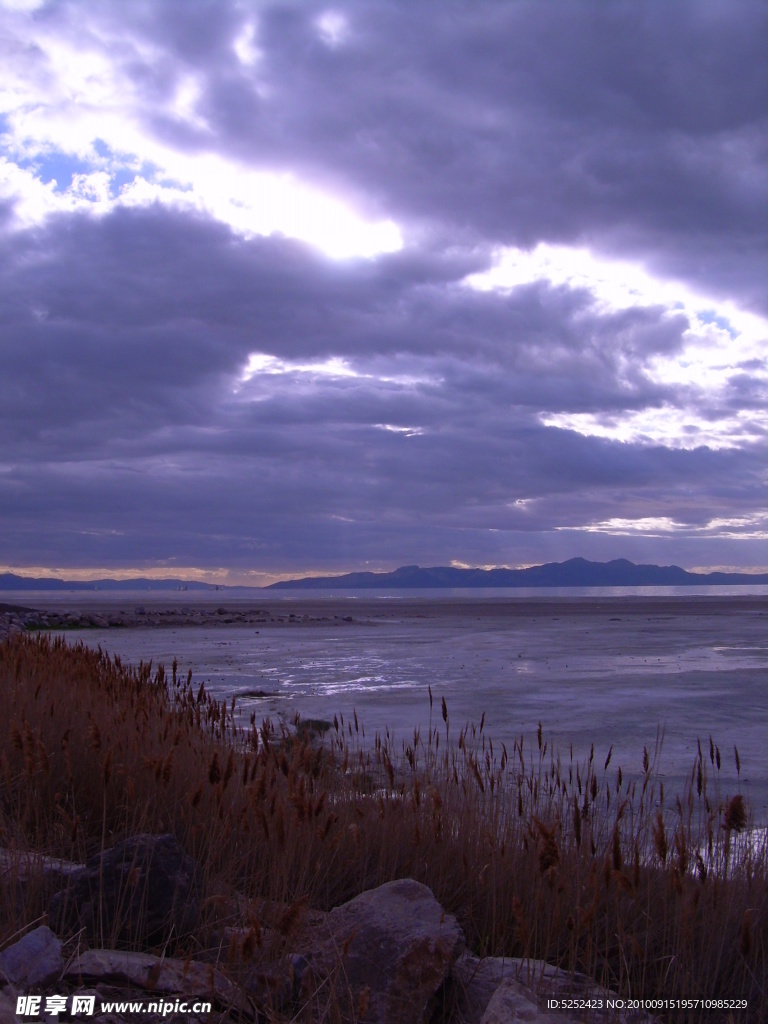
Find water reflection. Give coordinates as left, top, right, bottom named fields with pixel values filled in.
left=55, top=601, right=768, bottom=822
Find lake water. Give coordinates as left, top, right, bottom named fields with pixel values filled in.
left=15, top=589, right=767, bottom=822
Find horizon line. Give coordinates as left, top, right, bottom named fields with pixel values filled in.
left=4, top=558, right=768, bottom=589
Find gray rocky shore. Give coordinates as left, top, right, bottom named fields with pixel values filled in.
left=4, top=592, right=765, bottom=646
left=0, top=835, right=655, bottom=1024
left=0, top=603, right=359, bottom=642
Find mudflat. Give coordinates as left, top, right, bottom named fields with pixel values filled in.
left=12, top=591, right=768, bottom=621
left=18, top=593, right=768, bottom=821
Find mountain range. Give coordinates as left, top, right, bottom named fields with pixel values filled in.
left=268, top=558, right=768, bottom=589
left=2, top=558, right=767, bottom=592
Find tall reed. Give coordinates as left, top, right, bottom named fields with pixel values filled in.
left=1, top=634, right=765, bottom=1022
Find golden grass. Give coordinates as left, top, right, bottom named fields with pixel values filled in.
left=1, top=634, right=766, bottom=1022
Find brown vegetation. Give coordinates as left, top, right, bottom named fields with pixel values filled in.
left=1, top=634, right=766, bottom=1021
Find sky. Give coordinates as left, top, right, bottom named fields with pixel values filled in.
left=0, top=0, right=766, bottom=585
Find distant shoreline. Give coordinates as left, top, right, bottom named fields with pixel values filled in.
left=3, top=591, right=767, bottom=637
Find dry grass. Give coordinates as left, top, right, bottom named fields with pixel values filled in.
left=1, top=633, right=766, bottom=1022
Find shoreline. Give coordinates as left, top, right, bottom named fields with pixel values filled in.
left=5, top=594, right=768, bottom=819
left=3, top=592, right=767, bottom=632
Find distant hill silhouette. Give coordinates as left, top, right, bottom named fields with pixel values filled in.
left=3, top=559, right=767, bottom=592
left=0, top=573, right=221, bottom=592
left=268, top=558, right=768, bottom=589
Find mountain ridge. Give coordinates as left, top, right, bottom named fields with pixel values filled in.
left=2, top=558, right=767, bottom=592
left=268, top=557, right=768, bottom=589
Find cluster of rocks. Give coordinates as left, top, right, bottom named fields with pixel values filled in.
left=0, top=604, right=359, bottom=637
left=0, top=834, right=654, bottom=1024
left=0, top=607, right=29, bottom=643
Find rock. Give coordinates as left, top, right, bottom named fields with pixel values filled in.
left=64, top=950, right=250, bottom=1015
left=479, top=979, right=544, bottom=1023
left=450, top=954, right=520, bottom=1023
left=451, top=955, right=658, bottom=1024
left=0, top=846, right=85, bottom=886
left=0, top=613, right=23, bottom=639
left=0, top=925, right=62, bottom=987
left=292, top=878, right=464, bottom=1024
left=0, top=990, right=18, bottom=1024
left=512, top=961, right=657, bottom=1022
left=0, top=847, right=85, bottom=926
left=49, top=834, right=200, bottom=945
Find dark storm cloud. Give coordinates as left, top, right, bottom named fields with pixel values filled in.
left=30, top=0, right=765, bottom=304
left=0, top=0, right=766, bottom=575
left=124, top=0, right=767, bottom=309
left=0, top=205, right=684, bottom=445
left=1, top=206, right=764, bottom=574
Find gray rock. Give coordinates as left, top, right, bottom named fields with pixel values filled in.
left=49, top=834, right=200, bottom=945
left=0, top=990, right=18, bottom=1024
left=0, top=846, right=85, bottom=886
left=294, top=878, right=464, bottom=1024
left=0, top=925, right=63, bottom=987
left=64, top=950, right=248, bottom=1013
left=479, top=979, right=544, bottom=1023
left=450, top=954, right=520, bottom=1023
left=452, top=955, right=658, bottom=1024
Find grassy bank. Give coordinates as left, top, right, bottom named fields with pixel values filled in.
left=1, top=633, right=766, bottom=1021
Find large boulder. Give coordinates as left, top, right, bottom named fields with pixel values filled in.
left=49, top=834, right=200, bottom=945
left=0, top=925, right=62, bottom=987
left=290, top=878, right=464, bottom=1024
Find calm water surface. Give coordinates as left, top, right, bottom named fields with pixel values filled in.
left=27, top=590, right=766, bottom=821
